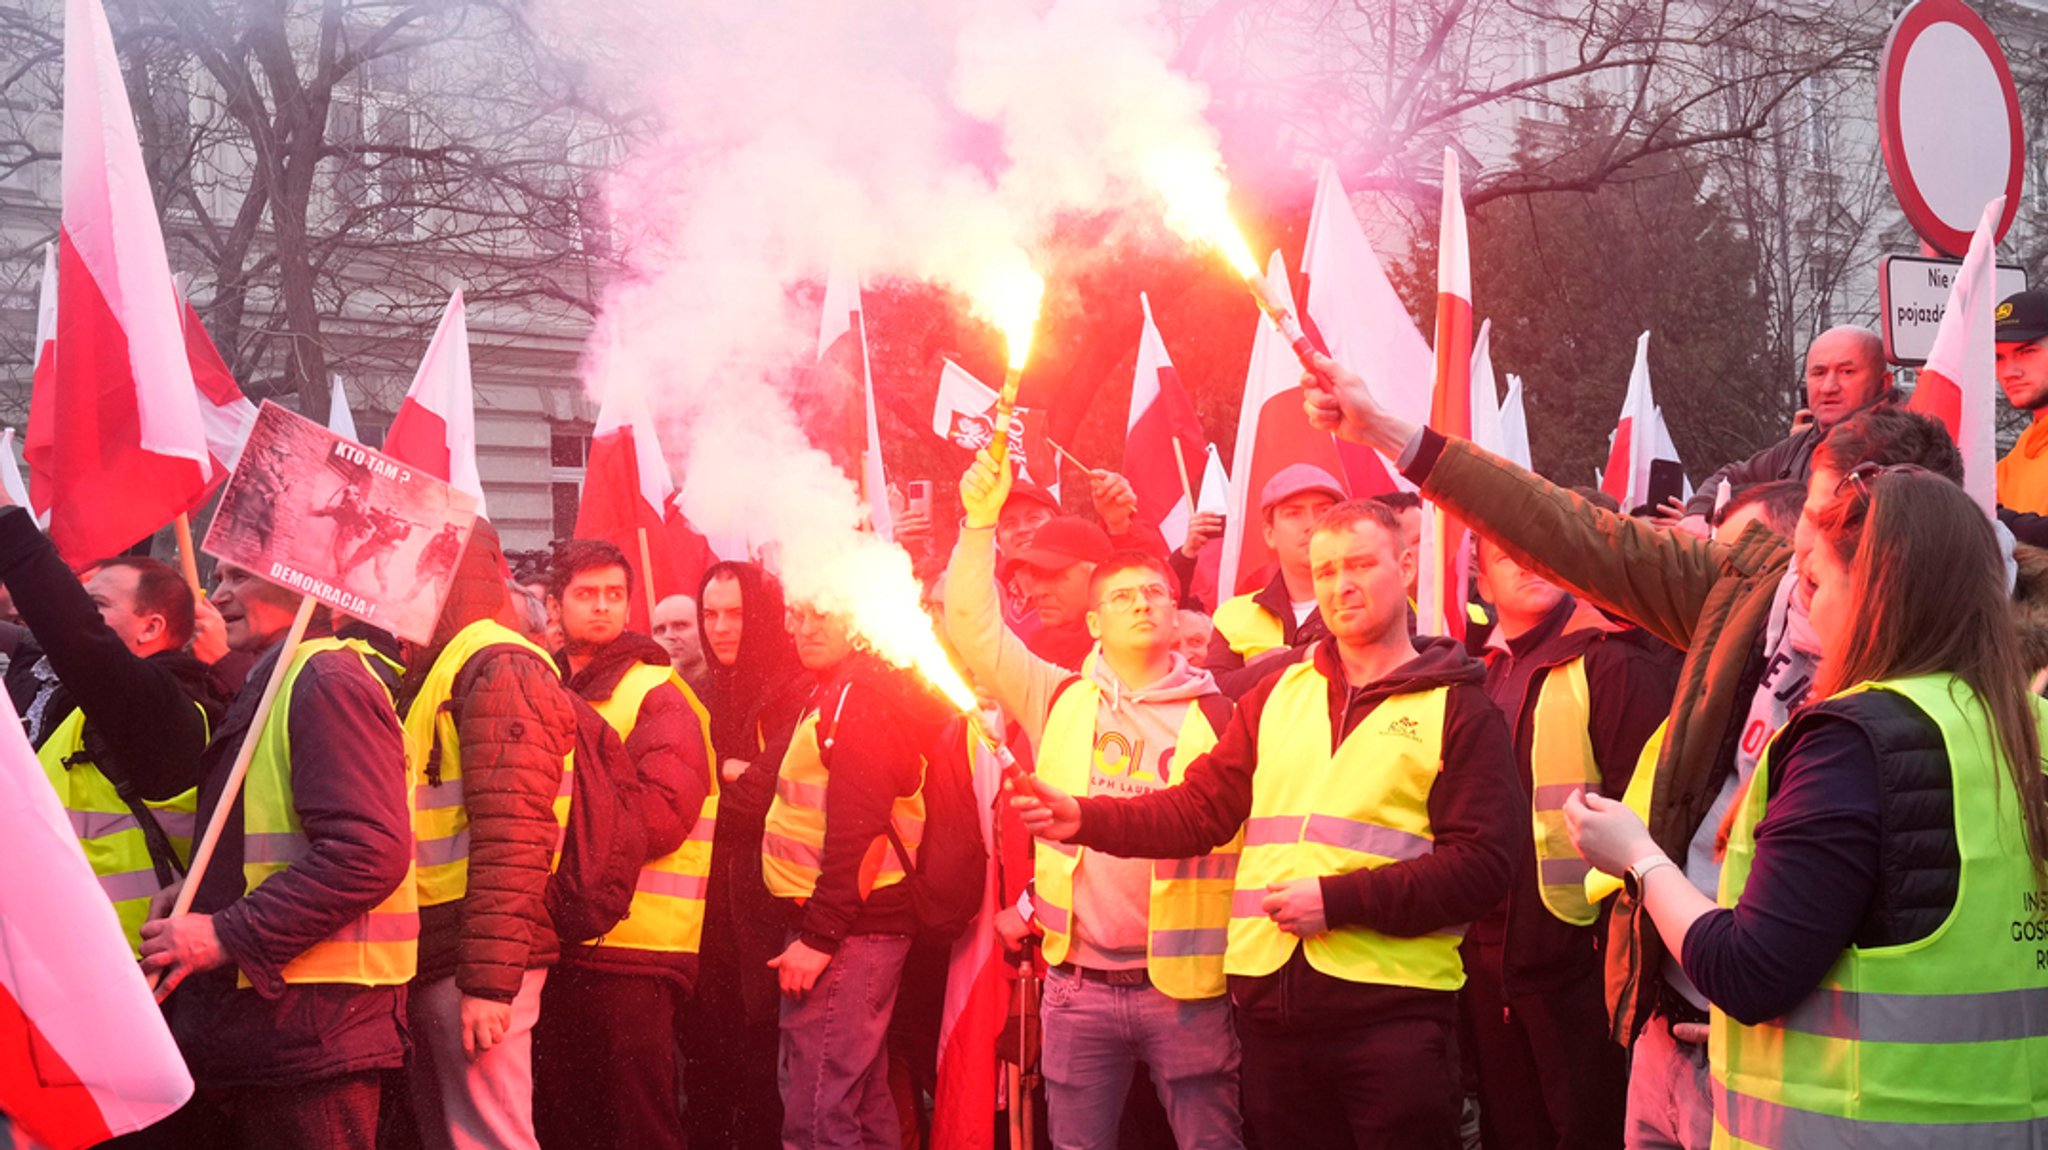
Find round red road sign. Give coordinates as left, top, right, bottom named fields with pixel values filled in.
left=1877, top=0, right=2024, bottom=257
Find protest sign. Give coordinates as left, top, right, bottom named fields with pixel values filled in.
left=204, top=401, right=479, bottom=644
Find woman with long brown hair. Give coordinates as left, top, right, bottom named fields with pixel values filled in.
left=1568, top=467, right=2048, bottom=1147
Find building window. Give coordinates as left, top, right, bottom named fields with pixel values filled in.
left=1802, top=77, right=1830, bottom=170
left=549, top=425, right=590, bottom=541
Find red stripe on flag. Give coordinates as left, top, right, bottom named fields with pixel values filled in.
left=383, top=399, right=455, bottom=481
left=30, top=230, right=210, bottom=567
left=929, top=950, right=1011, bottom=1150
left=1233, top=388, right=1350, bottom=596
left=1907, top=367, right=1962, bottom=438
left=0, top=977, right=116, bottom=1150
left=1428, top=291, right=1475, bottom=641
left=1125, top=364, right=1205, bottom=529
left=576, top=429, right=686, bottom=632
left=1600, top=418, right=1635, bottom=505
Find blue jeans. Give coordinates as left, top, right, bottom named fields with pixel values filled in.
left=777, top=933, right=913, bottom=1150
left=1040, top=966, right=1244, bottom=1150
left=1624, top=1012, right=1713, bottom=1150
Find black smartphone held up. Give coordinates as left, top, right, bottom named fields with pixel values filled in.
left=1647, top=460, right=1686, bottom=511
left=906, top=480, right=933, bottom=519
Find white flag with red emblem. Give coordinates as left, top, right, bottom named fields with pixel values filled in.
left=384, top=289, right=487, bottom=516
left=931, top=361, right=1053, bottom=489
left=0, top=688, right=191, bottom=1148
left=1907, top=196, right=2003, bottom=515
left=28, top=0, right=215, bottom=566
left=1419, top=148, right=1474, bottom=640
left=1124, top=294, right=1207, bottom=547
left=1219, top=250, right=1353, bottom=597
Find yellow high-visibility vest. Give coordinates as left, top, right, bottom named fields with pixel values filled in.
left=1212, top=595, right=1285, bottom=660
left=242, top=636, right=417, bottom=986
left=1034, top=680, right=1235, bottom=999
left=38, top=706, right=201, bottom=955
left=1527, top=657, right=1602, bottom=925
left=761, top=688, right=925, bottom=901
left=405, top=620, right=570, bottom=907
left=1230, top=658, right=1466, bottom=989
left=583, top=663, right=718, bottom=955
left=1711, top=673, right=2048, bottom=1148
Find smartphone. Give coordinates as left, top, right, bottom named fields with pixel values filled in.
left=1647, top=460, right=1686, bottom=511
left=907, top=480, right=933, bottom=519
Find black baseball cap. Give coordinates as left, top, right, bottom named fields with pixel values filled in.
left=1995, top=288, right=2048, bottom=344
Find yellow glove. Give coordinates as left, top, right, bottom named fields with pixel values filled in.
left=960, top=446, right=1012, bottom=530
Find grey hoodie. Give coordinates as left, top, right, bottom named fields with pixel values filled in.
left=945, top=524, right=1223, bottom=968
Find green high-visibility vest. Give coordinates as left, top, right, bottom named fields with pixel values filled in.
left=1711, top=673, right=2048, bottom=1148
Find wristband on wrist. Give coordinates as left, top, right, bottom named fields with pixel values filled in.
left=1623, top=855, right=1678, bottom=901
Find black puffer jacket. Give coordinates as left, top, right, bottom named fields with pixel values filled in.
left=557, top=631, right=715, bottom=986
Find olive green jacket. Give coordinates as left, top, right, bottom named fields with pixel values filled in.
left=1410, top=431, right=1792, bottom=1041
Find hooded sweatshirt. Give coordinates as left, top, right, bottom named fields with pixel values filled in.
left=945, top=523, right=1227, bottom=968
left=1073, top=636, right=1524, bottom=1026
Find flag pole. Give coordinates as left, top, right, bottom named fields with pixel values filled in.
left=636, top=527, right=659, bottom=614
left=1170, top=440, right=1195, bottom=512
left=173, top=513, right=203, bottom=598
left=155, top=595, right=318, bottom=979
left=1043, top=438, right=1092, bottom=476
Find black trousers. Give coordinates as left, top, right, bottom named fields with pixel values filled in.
left=1460, top=942, right=1627, bottom=1150
left=681, top=941, right=783, bottom=1150
left=533, top=965, right=686, bottom=1150
left=1238, top=1012, right=1463, bottom=1150
left=182, top=1070, right=382, bottom=1150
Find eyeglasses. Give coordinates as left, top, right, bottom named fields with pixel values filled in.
left=1834, top=462, right=1927, bottom=501
left=1097, top=583, right=1173, bottom=612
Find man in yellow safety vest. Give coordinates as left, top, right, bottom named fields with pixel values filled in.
left=1017, top=499, right=1525, bottom=1149
left=531, top=541, right=717, bottom=1150
left=137, top=563, right=416, bottom=1147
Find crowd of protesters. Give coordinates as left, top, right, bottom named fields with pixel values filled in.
left=10, top=290, right=2048, bottom=1150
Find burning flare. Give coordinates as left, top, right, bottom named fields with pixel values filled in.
left=1146, top=148, right=1321, bottom=372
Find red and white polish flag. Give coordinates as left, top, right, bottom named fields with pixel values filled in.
left=1301, top=160, right=1428, bottom=500
left=1420, top=148, right=1474, bottom=640
left=328, top=377, right=359, bottom=441
left=384, top=289, right=488, bottom=516
left=575, top=353, right=690, bottom=633
left=28, top=0, right=215, bottom=567
left=1124, top=294, right=1208, bottom=548
left=178, top=290, right=257, bottom=475
left=1219, top=250, right=1353, bottom=598
left=0, top=689, right=191, bottom=1148
left=1599, top=332, right=1658, bottom=508
left=1908, top=196, right=2003, bottom=515
left=929, top=737, right=1012, bottom=1150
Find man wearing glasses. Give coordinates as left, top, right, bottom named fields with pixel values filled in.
left=945, top=446, right=1246, bottom=1150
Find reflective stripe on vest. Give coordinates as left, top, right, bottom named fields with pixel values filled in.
left=760, top=702, right=925, bottom=901
left=405, top=620, right=570, bottom=907
left=1213, top=595, right=1285, bottom=660
left=38, top=705, right=202, bottom=956
left=1527, top=657, right=1602, bottom=925
left=583, top=663, right=719, bottom=955
left=243, top=637, right=418, bottom=987
left=1709, top=674, right=2048, bottom=1149
left=1231, top=658, right=1466, bottom=989
left=1033, top=680, right=1235, bottom=1000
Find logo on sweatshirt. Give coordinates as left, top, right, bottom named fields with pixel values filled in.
left=1383, top=716, right=1423, bottom=743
